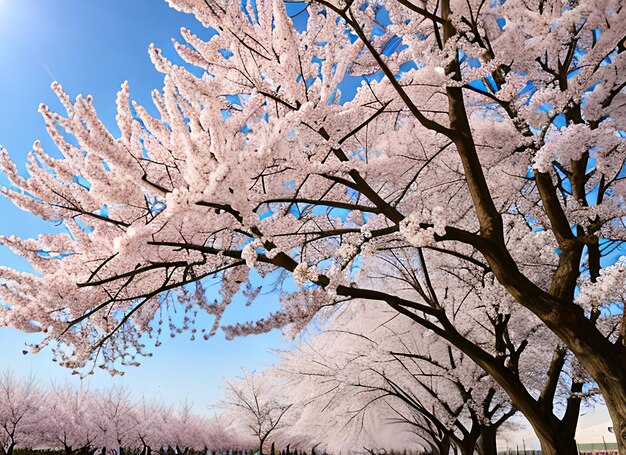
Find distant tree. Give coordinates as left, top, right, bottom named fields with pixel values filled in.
left=202, top=413, right=254, bottom=452
left=169, top=400, right=211, bottom=454
left=0, top=372, right=42, bottom=455
left=134, top=397, right=169, bottom=455
left=91, top=385, right=138, bottom=455
left=220, top=370, right=292, bottom=454
left=46, top=382, right=98, bottom=455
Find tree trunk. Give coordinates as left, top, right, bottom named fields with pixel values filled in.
left=532, top=427, right=579, bottom=455
left=599, top=375, right=626, bottom=454
left=477, top=426, right=497, bottom=455
left=525, top=296, right=626, bottom=454
left=433, top=318, right=579, bottom=455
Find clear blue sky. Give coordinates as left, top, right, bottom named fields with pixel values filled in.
left=0, top=0, right=289, bottom=412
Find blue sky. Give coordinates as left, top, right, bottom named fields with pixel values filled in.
left=0, top=0, right=289, bottom=412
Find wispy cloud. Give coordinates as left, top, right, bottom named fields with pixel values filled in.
left=38, top=59, right=56, bottom=81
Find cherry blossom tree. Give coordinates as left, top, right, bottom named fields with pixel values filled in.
left=353, top=252, right=595, bottom=453
left=168, top=400, right=214, bottom=454
left=401, top=414, right=453, bottom=455
left=275, top=300, right=580, bottom=455
left=134, top=397, right=170, bottom=455
left=277, top=344, right=436, bottom=455
left=0, top=371, right=42, bottom=455
left=91, top=385, right=140, bottom=455
left=201, top=413, right=255, bottom=452
left=0, top=372, right=256, bottom=454
left=0, top=0, right=625, bottom=452
left=45, top=381, right=99, bottom=455
left=219, top=370, right=293, bottom=454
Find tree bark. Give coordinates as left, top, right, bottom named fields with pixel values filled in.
left=478, top=426, right=497, bottom=455
left=534, top=428, right=579, bottom=455
left=600, top=378, right=626, bottom=453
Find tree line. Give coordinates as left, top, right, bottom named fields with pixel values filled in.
left=0, top=372, right=251, bottom=455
